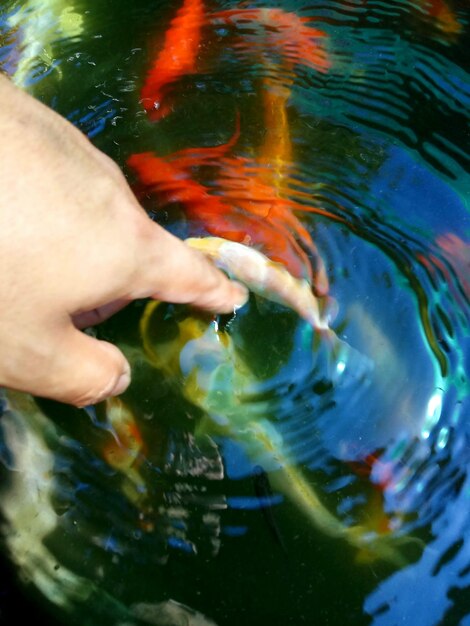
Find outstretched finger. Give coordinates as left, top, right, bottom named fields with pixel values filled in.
left=130, top=223, right=249, bottom=313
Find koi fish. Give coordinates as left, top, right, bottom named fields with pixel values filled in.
left=258, top=74, right=293, bottom=192
left=136, top=2, right=334, bottom=286
left=129, top=145, right=316, bottom=281
left=418, top=0, right=463, bottom=36
left=185, top=236, right=328, bottom=330
left=128, top=128, right=337, bottom=291
left=0, top=391, right=222, bottom=620
left=101, top=398, right=145, bottom=471
left=210, top=7, right=330, bottom=75
left=346, top=450, right=402, bottom=550
left=141, top=2, right=330, bottom=120
left=97, top=397, right=152, bottom=518
left=139, top=295, right=411, bottom=566
left=202, top=157, right=333, bottom=290
left=436, top=233, right=470, bottom=297
left=141, top=0, right=205, bottom=120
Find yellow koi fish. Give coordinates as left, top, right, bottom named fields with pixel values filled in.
left=139, top=240, right=416, bottom=565
left=100, top=397, right=149, bottom=511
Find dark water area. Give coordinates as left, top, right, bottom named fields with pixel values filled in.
left=0, top=0, right=469, bottom=625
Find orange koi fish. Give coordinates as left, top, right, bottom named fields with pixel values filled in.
left=128, top=133, right=337, bottom=292
left=141, top=0, right=205, bottom=120
left=210, top=153, right=334, bottom=291
left=210, top=7, right=331, bottom=75
left=141, top=3, right=330, bottom=120
left=129, top=146, right=325, bottom=286
left=101, top=397, right=146, bottom=473
left=415, top=232, right=470, bottom=324
left=344, top=450, right=413, bottom=560
left=258, top=76, right=293, bottom=189
left=97, top=397, right=158, bottom=530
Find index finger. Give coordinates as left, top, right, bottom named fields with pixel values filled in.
left=129, top=220, right=249, bottom=313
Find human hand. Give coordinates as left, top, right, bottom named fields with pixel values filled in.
left=0, top=75, right=247, bottom=406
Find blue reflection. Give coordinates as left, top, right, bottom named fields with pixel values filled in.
left=366, top=470, right=470, bottom=625
left=227, top=495, right=283, bottom=511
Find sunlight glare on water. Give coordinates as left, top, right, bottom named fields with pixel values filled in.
left=0, top=0, right=469, bottom=625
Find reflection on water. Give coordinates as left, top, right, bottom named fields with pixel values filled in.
left=0, top=0, right=469, bottom=624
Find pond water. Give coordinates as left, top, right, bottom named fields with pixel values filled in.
left=0, top=0, right=469, bottom=625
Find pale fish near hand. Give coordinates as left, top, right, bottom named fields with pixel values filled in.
left=185, top=236, right=330, bottom=330
left=185, top=236, right=368, bottom=385
left=141, top=240, right=418, bottom=565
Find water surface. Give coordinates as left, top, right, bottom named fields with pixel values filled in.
left=0, top=1, right=469, bottom=625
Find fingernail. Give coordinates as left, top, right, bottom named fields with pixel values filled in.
left=233, top=282, right=249, bottom=309
left=109, top=368, right=131, bottom=398
left=76, top=362, right=131, bottom=407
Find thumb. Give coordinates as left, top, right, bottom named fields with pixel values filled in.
left=33, top=326, right=131, bottom=406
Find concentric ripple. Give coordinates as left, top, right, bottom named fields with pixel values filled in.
left=0, top=0, right=469, bottom=625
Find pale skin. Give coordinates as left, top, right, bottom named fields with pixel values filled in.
left=0, top=74, right=248, bottom=407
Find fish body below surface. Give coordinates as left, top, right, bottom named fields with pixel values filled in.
left=209, top=7, right=331, bottom=74
left=185, top=236, right=329, bottom=331
left=140, top=2, right=330, bottom=119
left=184, top=236, right=373, bottom=386
left=127, top=127, right=333, bottom=289
left=140, top=0, right=205, bottom=119
left=139, top=269, right=417, bottom=565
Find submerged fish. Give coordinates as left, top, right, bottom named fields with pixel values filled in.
left=133, top=3, right=335, bottom=285
left=141, top=0, right=205, bottom=120
left=140, top=1, right=330, bottom=120
left=128, top=119, right=338, bottom=289
left=99, top=397, right=150, bottom=512
left=210, top=7, right=330, bottom=75
left=185, top=236, right=328, bottom=330
left=139, top=238, right=415, bottom=566
left=417, top=0, right=463, bottom=35
left=436, top=233, right=470, bottom=298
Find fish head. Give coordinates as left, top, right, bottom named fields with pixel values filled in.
left=141, top=94, right=174, bottom=121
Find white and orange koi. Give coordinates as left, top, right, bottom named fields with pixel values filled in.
left=185, top=236, right=329, bottom=330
